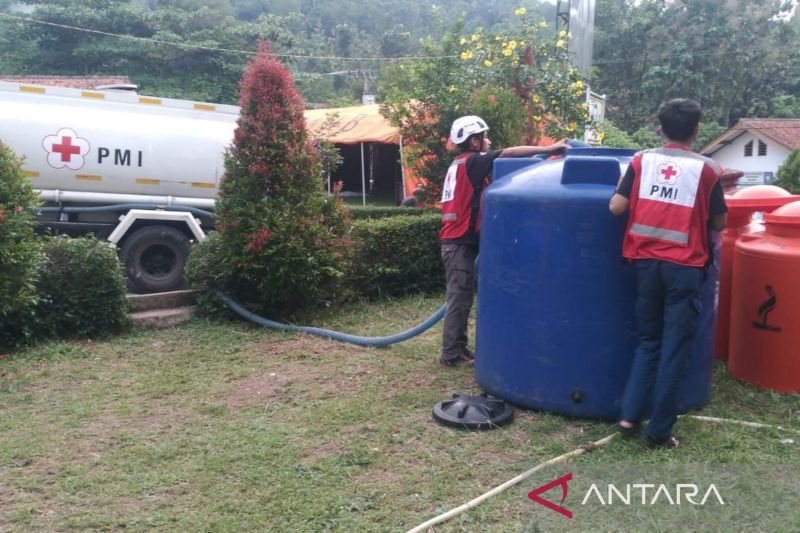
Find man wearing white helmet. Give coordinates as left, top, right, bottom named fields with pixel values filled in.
left=439, top=115, right=568, bottom=367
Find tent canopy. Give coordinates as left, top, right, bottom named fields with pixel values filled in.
left=304, top=104, right=398, bottom=145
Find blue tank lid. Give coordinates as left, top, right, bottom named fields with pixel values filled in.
left=492, top=147, right=635, bottom=194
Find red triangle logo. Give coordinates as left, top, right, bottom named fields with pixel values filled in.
left=528, top=472, right=573, bottom=518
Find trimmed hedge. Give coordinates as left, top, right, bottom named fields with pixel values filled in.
left=36, top=236, right=130, bottom=339
left=347, top=205, right=439, bottom=220
left=345, top=212, right=444, bottom=298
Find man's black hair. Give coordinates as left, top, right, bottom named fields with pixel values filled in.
left=658, top=98, right=702, bottom=142
left=458, top=131, right=485, bottom=152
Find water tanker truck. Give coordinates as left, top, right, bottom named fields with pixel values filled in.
left=0, top=81, right=239, bottom=293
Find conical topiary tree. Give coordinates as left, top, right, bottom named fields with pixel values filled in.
left=209, top=41, right=350, bottom=318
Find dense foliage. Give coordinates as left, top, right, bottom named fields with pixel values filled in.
left=36, top=236, right=130, bottom=339
left=347, top=205, right=437, bottom=220
left=773, top=149, right=800, bottom=194
left=0, top=142, right=41, bottom=349
left=593, top=0, right=799, bottom=131
left=345, top=213, right=443, bottom=299
left=381, top=8, right=591, bottom=199
left=205, top=41, right=351, bottom=318
left=0, top=0, right=554, bottom=104
left=2, top=0, right=797, bottom=136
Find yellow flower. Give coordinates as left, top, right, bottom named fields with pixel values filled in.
left=471, top=33, right=481, bottom=42
left=567, top=122, right=577, bottom=131
left=502, top=47, right=513, bottom=56
left=460, top=37, right=468, bottom=45
left=475, top=42, right=483, bottom=50
left=555, top=39, right=566, bottom=48
left=508, top=40, right=518, bottom=49
left=448, top=85, right=457, bottom=93
left=514, top=7, right=526, bottom=16
left=559, top=30, right=568, bottom=37
left=573, top=80, right=585, bottom=91
left=537, top=20, right=547, bottom=28
left=495, top=36, right=502, bottom=41
left=532, top=115, right=542, bottom=122
left=460, top=50, right=474, bottom=60
left=532, top=94, right=541, bottom=103
left=581, top=102, right=589, bottom=110
left=484, top=60, right=493, bottom=67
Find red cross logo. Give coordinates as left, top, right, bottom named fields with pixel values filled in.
left=42, top=128, right=90, bottom=170
left=656, top=161, right=680, bottom=185
left=52, top=136, right=82, bottom=162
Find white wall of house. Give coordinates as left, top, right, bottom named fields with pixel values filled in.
left=709, top=132, right=791, bottom=182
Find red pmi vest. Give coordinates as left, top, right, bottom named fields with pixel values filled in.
left=439, top=152, right=489, bottom=241
left=622, top=146, right=721, bottom=267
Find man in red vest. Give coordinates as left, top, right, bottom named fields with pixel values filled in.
left=609, top=99, right=728, bottom=447
left=439, top=115, right=568, bottom=367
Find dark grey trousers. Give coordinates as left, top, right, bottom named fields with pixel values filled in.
left=440, top=243, right=478, bottom=363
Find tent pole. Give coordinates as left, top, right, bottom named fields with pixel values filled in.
left=361, top=142, right=366, bottom=206
left=399, top=134, right=406, bottom=200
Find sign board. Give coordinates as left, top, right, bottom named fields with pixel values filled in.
left=584, top=89, right=606, bottom=145
left=739, top=172, right=766, bottom=186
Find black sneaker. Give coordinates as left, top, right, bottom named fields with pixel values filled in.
left=439, top=356, right=475, bottom=368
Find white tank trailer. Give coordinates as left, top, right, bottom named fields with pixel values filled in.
left=0, top=81, right=240, bottom=293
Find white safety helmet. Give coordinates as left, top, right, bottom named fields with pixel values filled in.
left=450, top=115, right=489, bottom=145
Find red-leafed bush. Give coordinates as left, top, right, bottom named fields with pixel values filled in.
left=188, top=41, right=350, bottom=318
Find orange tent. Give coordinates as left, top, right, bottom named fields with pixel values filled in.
left=304, top=105, right=426, bottom=202
left=305, top=104, right=398, bottom=144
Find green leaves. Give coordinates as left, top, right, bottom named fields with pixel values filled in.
left=0, top=143, right=41, bottom=349
left=773, top=149, right=800, bottom=194
left=35, top=236, right=130, bottom=340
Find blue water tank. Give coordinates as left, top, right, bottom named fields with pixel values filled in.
left=474, top=148, right=718, bottom=419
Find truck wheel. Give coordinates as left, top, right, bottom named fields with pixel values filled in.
left=120, top=225, right=190, bottom=294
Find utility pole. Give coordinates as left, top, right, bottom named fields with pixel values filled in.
left=556, top=0, right=571, bottom=36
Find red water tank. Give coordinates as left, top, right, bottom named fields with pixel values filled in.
left=715, top=185, right=795, bottom=361
left=728, top=200, right=800, bottom=393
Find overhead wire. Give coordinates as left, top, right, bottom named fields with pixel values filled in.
left=0, top=12, right=456, bottom=62
left=0, top=11, right=794, bottom=66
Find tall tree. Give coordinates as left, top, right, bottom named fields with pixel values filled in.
left=593, top=0, right=797, bottom=131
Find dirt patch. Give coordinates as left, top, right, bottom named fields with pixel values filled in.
left=75, top=401, right=195, bottom=461
left=226, top=335, right=374, bottom=409
left=225, top=372, right=287, bottom=408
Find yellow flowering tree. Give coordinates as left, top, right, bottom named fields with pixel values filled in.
left=459, top=10, right=590, bottom=143
left=381, top=8, right=591, bottom=199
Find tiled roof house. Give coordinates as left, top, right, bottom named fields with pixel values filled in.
left=701, top=118, right=800, bottom=185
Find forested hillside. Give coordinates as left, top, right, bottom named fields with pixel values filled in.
left=1, top=0, right=798, bottom=133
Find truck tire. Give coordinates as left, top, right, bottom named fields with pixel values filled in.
left=120, top=225, right=190, bottom=294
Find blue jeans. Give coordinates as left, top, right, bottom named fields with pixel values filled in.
left=620, top=259, right=704, bottom=440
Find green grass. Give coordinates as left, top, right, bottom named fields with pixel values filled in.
left=1, top=294, right=799, bottom=532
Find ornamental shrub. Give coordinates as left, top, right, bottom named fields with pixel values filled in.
left=35, top=236, right=130, bottom=339
left=773, top=149, right=800, bottom=194
left=345, top=213, right=443, bottom=299
left=0, top=142, right=41, bottom=349
left=185, top=231, right=232, bottom=318
left=210, top=41, right=351, bottom=318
